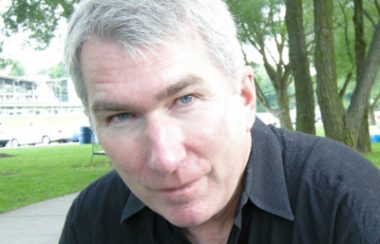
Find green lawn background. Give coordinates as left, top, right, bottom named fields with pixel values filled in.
left=0, top=144, right=110, bottom=213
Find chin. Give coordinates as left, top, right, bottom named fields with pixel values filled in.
left=162, top=203, right=215, bottom=228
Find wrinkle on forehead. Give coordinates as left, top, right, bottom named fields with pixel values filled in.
left=90, top=74, right=205, bottom=114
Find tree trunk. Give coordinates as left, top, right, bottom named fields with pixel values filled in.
left=353, top=0, right=371, bottom=152
left=313, top=0, right=353, bottom=145
left=347, top=19, right=380, bottom=145
left=277, top=87, right=294, bottom=130
left=285, top=0, right=316, bottom=134
left=357, top=109, right=371, bottom=153
left=262, top=58, right=293, bottom=130
left=369, top=91, right=380, bottom=125
left=369, top=104, right=376, bottom=125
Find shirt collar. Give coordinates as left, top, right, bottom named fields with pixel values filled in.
left=120, top=118, right=294, bottom=223
left=242, top=118, right=294, bottom=221
left=120, top=191, right=145, bottom=223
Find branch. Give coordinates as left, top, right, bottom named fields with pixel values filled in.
left=339, top=1, right=354, bottom=64
left=240, top=41, right=274, bottom=112
left=242, top=23, right=261, bottom=51
left=364, top=9, right=377, bottom=27
left=283, top=64, right=293, bottom=87
left=370, top=90, right=380, bottom=107
left=264, top=44, right=278, bottom=66
left=241, top=43, right=250, bottom=65
left=339, top=71, right=353, bottom=98
left=255, top=79, right=276, bottom=114
left=278, top=30, right=288, bottom=71
left=375, top=0, right=380, bottom=15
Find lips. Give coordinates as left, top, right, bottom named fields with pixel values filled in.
left=154, top=177, right=203, bottom=200
left=160, top=179, right=199, bottom=192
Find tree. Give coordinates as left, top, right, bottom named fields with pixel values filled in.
left=285, top=0, right=316, bottom=134
left=312, top=0, right=380, bottom=150
left=333, top=0, right=380, bottom=151
left=228, top=0, right=294, bottom=130
left=353, top=0, right=370, bottom=152
left=39, top=61, right=68, bottom=78
left=0, top=59, right=26, bottom=76
left=347, top=17, right=380, bottom=148
left=313, top=0, right=353, bottom=145
left=369, top=87, right=380, bottom=125
left=2, top=0, right=77, bottom=48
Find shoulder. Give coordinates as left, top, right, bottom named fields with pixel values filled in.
left=269, top=125, right=380, bottom=186
left=63, top=170, right=130, bottom=229
left=269, top=126, right=380, bottom=242
left=73, top=169, right=129, bottom=215
left=60, top=170, right=131, bottom=243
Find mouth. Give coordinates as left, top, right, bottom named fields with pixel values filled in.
left=156, top=177, right=203, bottom=199
left=161, top=179, right=197, bottom=192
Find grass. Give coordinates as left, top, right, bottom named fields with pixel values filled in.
left=0, top=144, right=111, bottom=213
left=365, top=143, right=380, bottom=168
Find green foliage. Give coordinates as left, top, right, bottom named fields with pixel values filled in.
left=39, top=61, right=68, bottom=78
left=0, top=145, right=111, bottom=213
left=9, top=61, right=26, bottom=76
left=228, top=0, right=293, bottom=118
left=332, top=0, right=378, bottom=80
left=228, top=0, right=286, bottom=47
left=0, top=58, right=26, bottom=76
left=2, top=0, right=77, bottom=49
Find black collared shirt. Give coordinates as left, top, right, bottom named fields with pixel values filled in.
left=60, top=119, right=380, bottom=243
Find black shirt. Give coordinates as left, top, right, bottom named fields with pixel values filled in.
left=60, top=119, right=380, bottom=243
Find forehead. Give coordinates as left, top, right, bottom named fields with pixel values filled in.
left=80, top=37, right=207, bottom=82
left=80, top=38, right=232, bottom=110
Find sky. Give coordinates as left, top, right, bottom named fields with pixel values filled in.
left=0, top=1, right=66, bottom=77
left=1, top=33, right=65, bottom=77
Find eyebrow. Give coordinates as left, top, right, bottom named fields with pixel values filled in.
left=154, top=74, right=203, bottom=100
left=91, top=74, right=204, bottom=113
left=91, top=101, right=127, bottom=113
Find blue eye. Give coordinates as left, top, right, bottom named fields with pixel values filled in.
left=178, top=95, right=194, bottom=105
left=110, top=112, right=134, bottom=124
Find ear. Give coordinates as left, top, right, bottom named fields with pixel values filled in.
left=239, top=66, right=256, bottom=131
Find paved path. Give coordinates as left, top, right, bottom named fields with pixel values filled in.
left=0, top=193, right=78, bottom=244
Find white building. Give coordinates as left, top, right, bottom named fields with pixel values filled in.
left=0, top=74, right=82, bottom=116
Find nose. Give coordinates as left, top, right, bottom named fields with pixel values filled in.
left=144, top=115, right=186, bottom=174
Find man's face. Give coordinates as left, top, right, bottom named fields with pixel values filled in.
left=80, top=37, right=256, bottom=227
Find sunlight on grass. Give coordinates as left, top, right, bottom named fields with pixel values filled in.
left=0, top=144, right=111, bottom=213
left=365, top=143, right=380, bottom=168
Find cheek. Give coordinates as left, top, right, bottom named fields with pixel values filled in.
left=193, top=101, right=245, bottom=141
left=193, top=103, right=247, bottom=165
left=99, top=132, right=145, bottom=173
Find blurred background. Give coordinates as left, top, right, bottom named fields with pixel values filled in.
left=0, top=0, right=379, bottom=152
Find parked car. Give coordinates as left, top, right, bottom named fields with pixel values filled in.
left=4, top=123, right=78, bottom=147
left=6, top=124, right=50, bottom=147
left=0, top=124, right=9, bottom=147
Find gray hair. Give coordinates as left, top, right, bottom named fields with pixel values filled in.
left=64, top=0, right=244, bottom=107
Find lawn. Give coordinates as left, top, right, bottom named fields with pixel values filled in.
left=0, top=144, right=111, bottom=213
left=365, top=143, right=380, bottom=168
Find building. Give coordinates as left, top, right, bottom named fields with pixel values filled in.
left=0, top=74, right=83, bottom=116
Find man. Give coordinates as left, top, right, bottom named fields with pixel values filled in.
left=60, top=0, right=380, bottom=243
